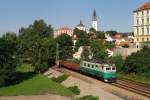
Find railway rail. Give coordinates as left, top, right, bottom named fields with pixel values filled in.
left=53, top=66, right=150, bottom=98
left=112, top=78, right=150, bottom=97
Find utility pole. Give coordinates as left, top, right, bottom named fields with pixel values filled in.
left=56, top=43, right=59, bottom=67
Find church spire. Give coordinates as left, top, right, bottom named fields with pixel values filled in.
left=92, top=9, right=97, bottom=21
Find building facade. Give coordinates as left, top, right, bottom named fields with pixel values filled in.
left=92, top=9, right=98, bottom=31
left=133, top=2, right=150, bottom=47
left=53, top=26, right=73, bottom=38
left=76, top=20, right=86, bottom=31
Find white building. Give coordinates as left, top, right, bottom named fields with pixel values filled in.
left=76, top=20, right=86, bottom=31
left=92, top=9, right=98, bottom=31
left=133, top=2, right=150, bottom=47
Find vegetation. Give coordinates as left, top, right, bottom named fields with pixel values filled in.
left=109, top=55, right=124, bottom=71
left=0, top=35, right=18, bottom=87
left=77, top=95, right=99, bottom=100
left=56, top=34, right=73, bottom=60
left=73, top=28, right=90, bottom=51
left=124, top=46, right=150, bottom=78
left=18, top=19, right=55, bottom=73
left=118, top=72, right=150, bottom=85
left=0, top=75, right=74, bottom=96
left=96, top=31, right=106, bottom=39
left=51, top=74, right=69, bottom=83
left=90, top=40, right=108, bottom=62
left=68, top=86, right=80, bottom=95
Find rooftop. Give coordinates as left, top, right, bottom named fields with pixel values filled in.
left=134, top=2, right=150, bottom=12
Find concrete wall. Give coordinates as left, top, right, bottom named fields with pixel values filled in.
left=113, top=48, right=141, bottom=59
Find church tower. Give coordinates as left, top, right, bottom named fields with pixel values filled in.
left=92, top=9, right=97, bottom=31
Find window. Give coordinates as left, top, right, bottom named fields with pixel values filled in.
left=147, top=38, right=149, bottom=41
left=137, top=19, right=139, bottom=25
left=112, top=67, right=116, bottom=70
left=137, top=38, right=139, bottom=42
left=137, top=28, right=139, bottom=35
left=142, top=18, right=144, bottom=24
left=88, top=64, right=90, bottom=67
left=147, top=18, right=149, bottom=24
left=96, top=65, right=98, bottom=67
left=106, top=68, right=110, bottom=70
left=142, top=27, right=144, bottom=35
left=147, top=27, right=149, bottom=34
left=84, top=63, right=86, bottom=66
left=92, top=65, right=94, bottom=68
left=147, top=10, right=149, bottom=15
left=142, top=38, right=144, bottom=42
left=142, top=11, right=144, bottom=15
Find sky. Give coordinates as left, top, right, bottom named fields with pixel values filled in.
left=0, top=0, right=149, bottom=35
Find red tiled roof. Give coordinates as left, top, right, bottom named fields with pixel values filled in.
left=134, top=2, right=150, bottom=12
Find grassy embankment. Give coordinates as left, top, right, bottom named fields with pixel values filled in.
left=117, top=72, right=150, bottom=85
left=0, top=64, right=74, bottom=96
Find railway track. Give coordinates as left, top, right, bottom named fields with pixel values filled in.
left=112, top=78, right=150, bottom=97
left=53, top=67, right=150, bottom=98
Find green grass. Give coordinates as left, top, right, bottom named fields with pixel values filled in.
left=0, top=75, right=74, bottom=96
left=117, top=72, right=150, bottom=85
left=16, top=63, right=35, bottom=72
left=68, top=86, right=80, bottom=95
left=77, top=95, right=99, bottom=100
left=51, top=74, right=69, bottom=83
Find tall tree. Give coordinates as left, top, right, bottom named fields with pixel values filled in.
left=0, top=37, right=18, bottom=86
left=56, top=34, right=73, bottom=60
left=18, top=19, right=55, bottom=73
left=90, top=40, right=108, bottom=62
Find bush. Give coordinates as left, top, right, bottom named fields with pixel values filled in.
left=68, top=86, right=80, bottom=95
left=109, top=55, right=124, bottom=71
left=77, top=95, right=99, bottom=100
left=122, top=44, right=129, bottom=48
left=124, top=46, right=150, bottom=77
left=35, top=62, right=49, bottom=73
left=51, top=74, right=69, bottom=83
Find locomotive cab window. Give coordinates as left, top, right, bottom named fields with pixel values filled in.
left=106, top=67, right=110, bottom=70
left=112, top=67, right=116, bottom=70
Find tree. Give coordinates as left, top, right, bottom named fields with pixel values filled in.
left=0, top=37, right=18, bottom=86
left=18, top=19, right=55, bottom=73
left=81, top=46, right=90, bottom=60
left=106, top=30, right=118, bottom=36
left=73, top=28, right=87, bottom=38
left=90, top=40, right=108, bottom=62
left=89, top=27, right=96, bottom=33
left=96, top=31, right=106, bottom=39
left=124, top=46, right=150, bottom=77
left=75, top=38, right=90, bottom=51
left=109, top=55, right=124, bottom=71
left=56, top=34, right=73, bottom=60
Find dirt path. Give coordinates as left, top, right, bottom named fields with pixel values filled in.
left=0, top=94, right=71, bottom=100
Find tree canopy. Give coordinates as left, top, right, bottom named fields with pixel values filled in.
left=90, top=40, right=108, bottom=62
left=56, top=34, right=73, bottom=60
left=124, top=46, right=150, bottom=78
left=0, top=36, right=18, bottom=86
left=18, top=19, right=55, bottom=73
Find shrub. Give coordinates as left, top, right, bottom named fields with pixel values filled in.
left=51, top=74, right=69, bottom=83
left=124, top=46, right=150, bottom=77
left=77, top=95, right=99, bottom=100
left=68, top=86, right=80, bottom=95
left=109, top=55, right=124, bottom=71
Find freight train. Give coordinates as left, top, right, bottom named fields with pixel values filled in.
left=59, top=60, right=117, bottom=82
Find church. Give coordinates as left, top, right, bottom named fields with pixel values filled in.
left=76, top=9, right=98, bottom=31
